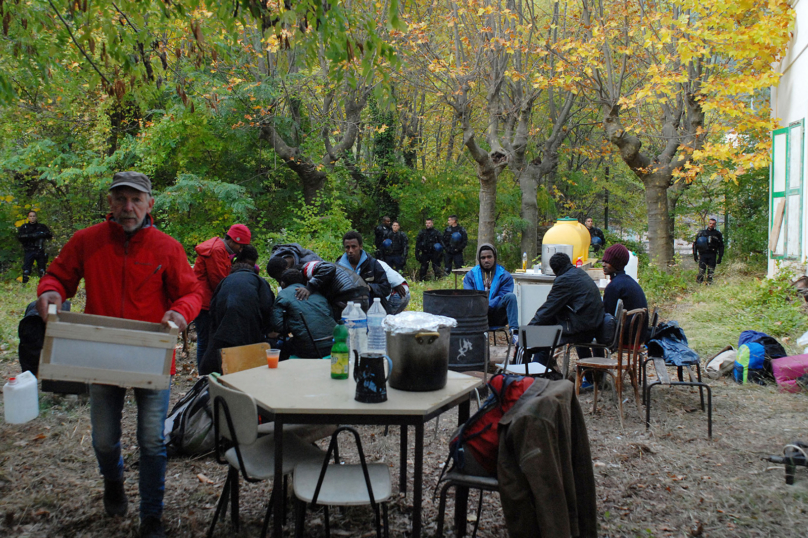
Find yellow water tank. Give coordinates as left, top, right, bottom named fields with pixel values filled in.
left=542, top=218, right=591, bottom=263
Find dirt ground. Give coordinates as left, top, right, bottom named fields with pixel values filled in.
left=2, top=338, right=808, bottom=537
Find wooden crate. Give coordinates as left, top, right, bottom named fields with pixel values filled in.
left=39, top=305, right=178, bottom=390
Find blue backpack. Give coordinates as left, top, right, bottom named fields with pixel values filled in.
left=734, top=343, right=766, bottom=385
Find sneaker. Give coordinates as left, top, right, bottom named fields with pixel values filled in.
left=103, top=478, right=128, bottom=517
left=140, top=516, right=166, bottom=538
left=579, top=380, right=594, bottom=392
left=511, top=333, right=519, bottom=347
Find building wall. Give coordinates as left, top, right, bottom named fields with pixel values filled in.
left=770, top=0, right=808, bottom=278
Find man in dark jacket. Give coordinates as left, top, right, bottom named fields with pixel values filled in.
left=693, top=218, right=724, bottom=284
left=443, top=214, right=468, bottom=274
left=200, top=245, right=274, bottom=375
left=584, top=217, right=606, bottom=254
left=384, top=221, right=409, bottom=272
left=463, top=243, right=519, bottom=345
left=338, top=230, right=392, bottom=313
left=498, top=378, right=597, bottom=538
left=18, top=210, right=52, bottom=283
left=271, top=269, right=336, bottom=359
left=415, top=218, right=444, bottom=280
left=374, top=216, right=392, bottom=260
left=529, top=253, right=604, bottom=366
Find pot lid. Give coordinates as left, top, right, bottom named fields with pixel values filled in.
left=383, top=311, right=457, bottom=335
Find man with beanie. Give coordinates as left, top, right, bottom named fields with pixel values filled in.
left=529, top=252, right=604, bottom=367
left=463, top=243, right=519, bottom=345
left=601, top=243, right=648, bottom=343
left=193, top=223, right=251, bottom=368
left=36, top=171, right=202, bottom=538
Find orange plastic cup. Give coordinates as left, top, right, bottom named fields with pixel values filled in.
left=266, top=349, right=280, bottom=368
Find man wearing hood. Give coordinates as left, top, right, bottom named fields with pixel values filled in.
left=463, top=243, right=519, bottom=345
left=529, top=252, right=604, bottom=366
left=338, top=230, right=391, bottom=313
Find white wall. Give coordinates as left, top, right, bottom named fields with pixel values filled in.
left=770, top=0, right=808, bottom=277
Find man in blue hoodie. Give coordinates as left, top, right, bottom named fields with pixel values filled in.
left=463, top=243, right=519, bottom=345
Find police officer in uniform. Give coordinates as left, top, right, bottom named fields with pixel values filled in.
left=443, top=214, right=468, bottom=274
left=374, top=216, right=392, bottom=261
left=385, top=221, right=409, bottom=272
left=415, top=218, right=444, bottom=280
left=693, top=217, right=724, bottom=284
left=18, top=210, right=53, bottom=283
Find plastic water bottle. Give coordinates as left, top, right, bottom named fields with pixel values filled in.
left=367, top=297, right=387, bottom=353
left=347, top=303, right=368, bottom=358
left=3, top=371, right=39, bottom=424
left=522, top=252, right=528, bottom=271
left=341, top=302, right=355, bottom=353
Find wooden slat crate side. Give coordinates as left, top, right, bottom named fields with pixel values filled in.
left=45, top=322, right=176, bottom=349
left=38, top=363, right=171, bottom=390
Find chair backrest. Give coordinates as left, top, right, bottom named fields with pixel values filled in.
left=311, top=426, right=379, bottom=507
left=607, top=299, right=625, bottom=350
left=648, top=307, right=660, bottom=340
left=510, top=325, right=563, bottom=366
left=618, top=308, right=647, bottom=371
left=221, top=342, right=270, bottom=374
left=208, top=374, right=259, bottom=445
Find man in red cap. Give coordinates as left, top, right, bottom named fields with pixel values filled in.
left=193, top=224, right=251, bottom=367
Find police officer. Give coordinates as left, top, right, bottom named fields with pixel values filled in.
left=18, top=210, right=52, bottom=283
left=443, top=214, right=468, bottom=274
left=693, top=217, right=724, bottom=284
left=385, top=221, right=409, bottom=272
left=585, top=217, right=606, bottom=254
left=374, top=216, right=392, bottom=261
left=415, top=218, right=444, bottom=280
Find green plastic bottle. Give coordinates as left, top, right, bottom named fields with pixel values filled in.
left=330, top=323, right=349, bottom=379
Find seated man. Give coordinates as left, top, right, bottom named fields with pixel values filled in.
left=529, top=252, right=604, bottom=366
left=200, top=246, right=275, bottom=375
left=601, top=243, right=648, bottom=343
left=378, top=259, right=411, bottom=314
left=463, top=243, right=519, bottom=345
left=271, top=269, right=336, bottom=359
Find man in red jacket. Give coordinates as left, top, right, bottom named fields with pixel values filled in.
left=192, top=223, right=251, bottom=368
left=36, top=171, right=202, bottom=538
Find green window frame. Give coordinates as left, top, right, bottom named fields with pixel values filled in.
left=770, top=120, right=803, bottom=260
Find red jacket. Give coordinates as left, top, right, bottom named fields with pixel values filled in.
left=193, top=237, right=233, bottom=310
left=38, top=217, right=203, bottom=372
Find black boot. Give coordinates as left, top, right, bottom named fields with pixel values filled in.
left=103, top=478, right=128, bottom=516
left=140, top=515, right=166, bottom=538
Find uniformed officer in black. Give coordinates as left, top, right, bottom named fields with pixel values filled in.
left=693, top=218, right=724, bottom=284
left=385, top=221, right=409, bottom=272
left=415, top=218, right=444, bottom=280
left=373, top=216, right=392, bottom=261
left=443, top=214, right=468, bottom=274
left=585, top=217, right=606, bottom=254
left=17, top=210, right=52, bottom=283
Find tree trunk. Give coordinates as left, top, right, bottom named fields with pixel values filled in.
left=477, top=162, right=499, bottom=246
left=519, top=164, right=540, bottom=260
left=644, top=173, right=674, bottom=267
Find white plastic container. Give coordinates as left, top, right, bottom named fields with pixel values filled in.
left=626, top=251, right=639, bottom=282
left=3, top=371, right=39, bottom=424
left=367, top=298, right=387, bottom=353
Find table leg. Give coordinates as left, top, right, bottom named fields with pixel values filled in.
left=274, top=416, right=284, bottom=537
left=413, top=422, right=424, bottom=538
left=399, top=425, right=408, bottom=494
left=455, top=399, right=471, bottom=536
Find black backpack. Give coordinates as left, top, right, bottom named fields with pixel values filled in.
left=164, top=376, right=214, bottom=457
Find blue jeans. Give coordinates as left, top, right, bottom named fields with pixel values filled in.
left=195, top=309, right=211, bottom=369
left=488, top=292, right=518, bottom=333
left=388, top=288, right=411, bottom=314
left=90, top=384, right=171, bottom=520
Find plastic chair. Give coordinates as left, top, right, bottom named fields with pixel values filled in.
left=293, top=426, right=392, bottom=538
left=500, top=325, right=563, bottom=377
left=435, top=471, right=499, bottom=538
left=575, top=308, right=646, bottom=429
left=207, top=375, right=325, bottom=538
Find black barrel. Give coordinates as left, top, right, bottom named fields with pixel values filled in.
left=423, top=290, right=488, bottom=372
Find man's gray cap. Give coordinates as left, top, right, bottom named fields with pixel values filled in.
left=109, top=171, right=151, bottom=194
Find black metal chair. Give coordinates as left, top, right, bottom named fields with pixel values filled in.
left=500, top=325, right=563, bottom=378
left=435, top=471, right=499, bottom=538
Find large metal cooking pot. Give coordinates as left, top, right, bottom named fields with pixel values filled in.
left=386, top=327, right=451, bottom=391
left=541, top=243, right=574, bottom=275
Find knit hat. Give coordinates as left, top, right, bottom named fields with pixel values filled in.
left=227, top=224, right=251, bottom=245
left=602, top=244, right=630, bottom=271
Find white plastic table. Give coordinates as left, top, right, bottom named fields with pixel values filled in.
left=220, top=359, right=482, bottom=537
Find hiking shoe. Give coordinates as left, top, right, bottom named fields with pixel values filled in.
left=103, top=479, right=128, bottom=517
left=140, top=516, right=166, bottom=538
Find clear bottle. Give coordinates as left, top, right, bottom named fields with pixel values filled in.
left=347, top=302, right=368, bottom=357
left=522, top=252, right=528, bottom=271
left=367, top=297, right=387, bottom=353
left=341, top=301, right=355, bottom=353
left=330, top=323, right=349, bottom=379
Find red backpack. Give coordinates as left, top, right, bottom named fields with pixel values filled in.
left=444, top=374, right=534, bottom=477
